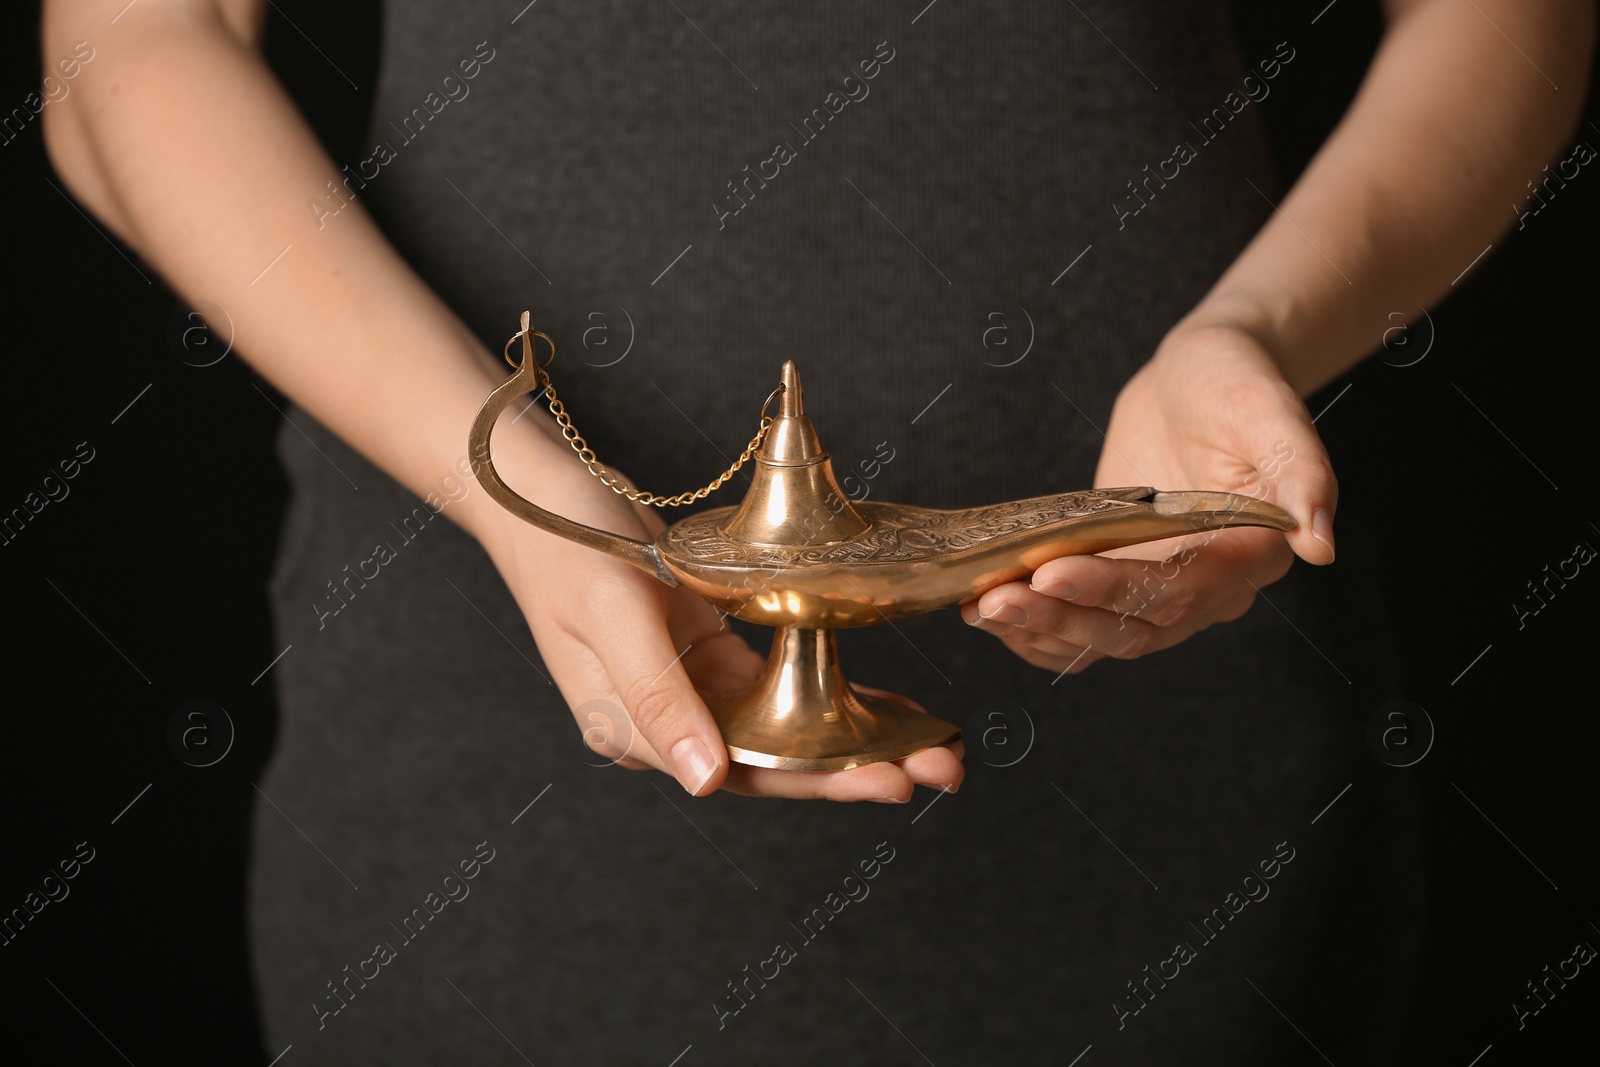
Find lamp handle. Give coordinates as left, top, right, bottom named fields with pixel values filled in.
left=468, top=324, right=677, bottom=586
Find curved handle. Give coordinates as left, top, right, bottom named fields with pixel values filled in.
left=468, top=330, right=677, bottom=586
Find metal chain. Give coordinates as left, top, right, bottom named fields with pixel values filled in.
left=509, top=327, right=778, bottom=507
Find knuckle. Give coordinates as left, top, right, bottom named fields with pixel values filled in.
left=873, top=780, right=915, bottom=804
left=584, top=573, right=645, bottom=620
left=623, top=679, right=682, bottom=736
left=1310, top=456, right=1338, bottom=492
left=1059, top=649, right=1099, bottom=675
left=1004, top=630, right=1042, bottom=657
left=554, top=575, right=640, bottom=642
left=1038, top=611, right=1084, bottom=646
left=1145, top=585, right=1197, bottom=627
left=1112, top=622, right=1157, bottom=659
left=1017, top=646, right=1060, bottom=672
left=573, top=699, right=641, bottom=763
left=583, top=727, right=632, bottom=761
left=1014, top=637, right=1054, bottom=665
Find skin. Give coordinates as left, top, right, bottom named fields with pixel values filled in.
left=42, top=0, right=1593, bottom=798
left=962, top=0, right=1594, bottom=674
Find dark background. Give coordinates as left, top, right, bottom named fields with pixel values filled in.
left=2, top=1, right=1595, bottom=1062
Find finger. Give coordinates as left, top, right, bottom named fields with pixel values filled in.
left=848, top=688, right=963, bottom=791
left=965, top=585, right=1168, bottom=660
left=966, top=539, right=1291, bottom=662
left=1006, top=638, right=1103, bottom=676
left=897, top=739, right=965, bottom=792
left=664, top=587, right=765, bottom=696
left=995, top=628, right=1102, bottom=675
left=718, top=685, right=964, bottom=800
left=959, top=597, right=1098, bottom=672
left=720, top=741, right=964, bottom=801
left=721, top=760, right=914, bottom=801
left=581, top=580, right=731, bottom=797
left=1266, top=416, right=1339, bottom=567
left=567, top=664, right=965, bottom=794
left=1021, top=530, right=1291, bottom=628
left=681, top=629, right=765, bottom=697
left=568, top=695, right=651, bottom=768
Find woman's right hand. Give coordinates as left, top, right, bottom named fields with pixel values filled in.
left=476, top=457, right=964, bottom=802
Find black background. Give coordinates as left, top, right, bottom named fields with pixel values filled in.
left=2, top=1, right=1595, bottom=1063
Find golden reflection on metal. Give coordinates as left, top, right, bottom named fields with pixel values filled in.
left=470, top=313, right=1298, bottom=772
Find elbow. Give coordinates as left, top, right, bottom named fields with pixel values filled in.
left=37, top=24, right=88, bottom=178
left=40, top=85, right=88, bottom=190
left=38, top=25, right=125, bottom=237
left=39, top=75, right=135, bottom=243
left=38, top=0, right=268, bottom=245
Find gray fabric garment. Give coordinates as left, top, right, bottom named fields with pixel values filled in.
left=251, top=4, right=1424, bottom=1063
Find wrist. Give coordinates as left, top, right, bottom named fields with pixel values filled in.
left=458, top=421, right=658, bottom=585
left=1166, top=294, right=1278, bottom=357
left=458, top=427, right=582, bottom=561
left=1127, top=317, right=1307, bottom=438
left=1172, top=283, right=1385, bottom=398
left=1157, top=297, right=1314, bottom=394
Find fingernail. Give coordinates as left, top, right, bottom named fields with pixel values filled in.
left=1311, top=508, right=1336, bottom=562
left=982, top=603, right=1028, bottom=626
left=671, top=737, right=717, bottom=795
left=871, top=795, right=908, bottom=804
left=1031, top=577, right=1080, bottom=600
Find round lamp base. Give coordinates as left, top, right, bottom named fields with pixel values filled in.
left=705, top=626, right=961, bottom=772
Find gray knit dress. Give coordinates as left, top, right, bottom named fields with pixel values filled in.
left=251, top=3, right=1424, bottom=1063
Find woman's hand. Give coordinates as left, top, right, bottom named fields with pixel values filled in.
left=960, top=324, right=1338, bottom=675
left=481, top=456, right=964, bottom=800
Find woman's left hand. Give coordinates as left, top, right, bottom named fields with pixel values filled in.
left=960, top=323, right=1339, bottom=675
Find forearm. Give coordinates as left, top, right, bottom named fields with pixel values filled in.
left=42, top=0, right=565, bottom=549
left=1182, top=0, right=1594, bottom=396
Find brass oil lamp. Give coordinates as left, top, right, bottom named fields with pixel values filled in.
left=470, top=314, right=1295, bottom=772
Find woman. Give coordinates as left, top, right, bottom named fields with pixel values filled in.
left=43, top=0, right=1591, bottom=1062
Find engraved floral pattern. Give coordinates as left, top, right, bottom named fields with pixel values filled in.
left=662, top=487, right=1154, bottom=567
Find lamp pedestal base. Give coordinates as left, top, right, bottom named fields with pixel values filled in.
left=706, top=626, right=961, bottom=772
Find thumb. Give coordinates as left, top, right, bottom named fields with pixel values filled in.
left=1268, top=417, right=1338, bottom=566
left=593, top=616, right=730, bottom=796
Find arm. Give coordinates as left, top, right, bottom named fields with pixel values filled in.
left=44, top=0, right=961, bottom=798
left=965, top=0, right=1594, bottom=674
left=1192, top=0, right=1596, bottom=396
left=42, top=0, right=534, bottom=538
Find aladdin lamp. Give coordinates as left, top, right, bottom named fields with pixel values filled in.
left=470, top=314, right=1295, bottom=771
